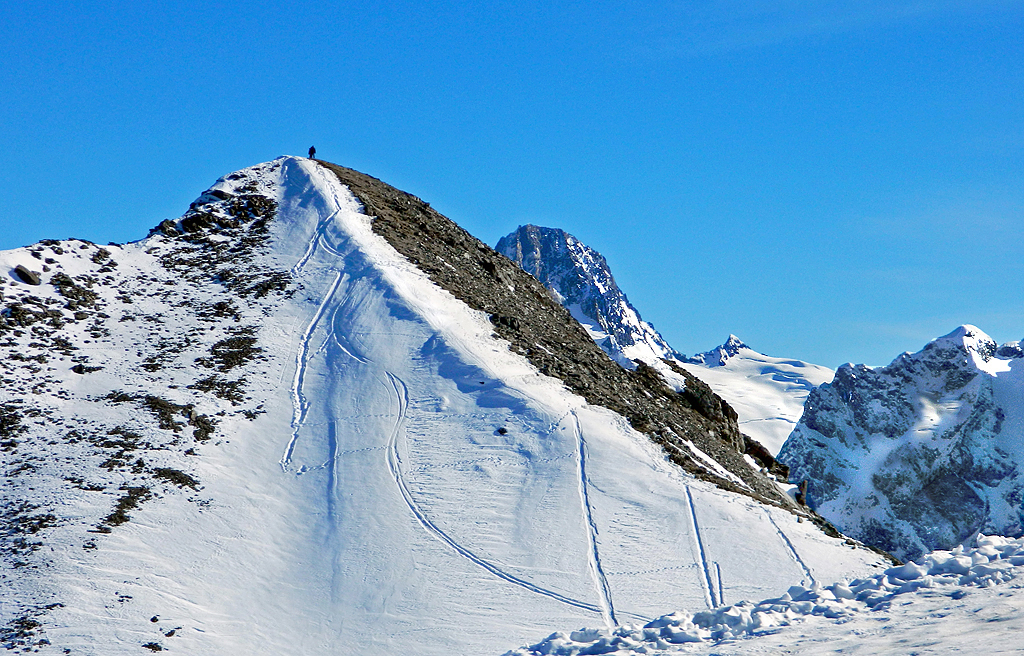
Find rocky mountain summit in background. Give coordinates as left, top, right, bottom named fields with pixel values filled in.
left=779, top=325, right=1024, bottom=561
left=495, top=228, right=834, bottom=458
left=687, top=335, right=750, bottom=367
left=678, top=337, right=835, bottom=456
left=496, top=225, right=681, bottom=368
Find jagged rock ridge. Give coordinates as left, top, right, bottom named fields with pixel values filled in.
left=495, top=225, right=680, bottom=368
left=779, top=325, right=1024, bottom=560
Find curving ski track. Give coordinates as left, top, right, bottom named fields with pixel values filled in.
left=383, top=372, right=608, bottom=617
left=572, top=411, right=617, bottom=628
left=281, top=270, right=343, bottom=472
left=686, top=487, right=718, bottom=608
left=285, top=164, right=632, bottom=620
left=765, top=508, right=815, bottom=586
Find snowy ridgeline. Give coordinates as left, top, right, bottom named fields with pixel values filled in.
left=504, top=533, right=1024, bottom=655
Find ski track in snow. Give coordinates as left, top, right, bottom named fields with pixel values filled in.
left=715, top=561, right=725, bottom=607
left=282, top=178, right=354, bottom=472
left=764, top=507, right=815, bottom=586
left=573, top=411, right=617, bottom=628
left=686, top=487, right=717, bottom=609
left=282, top=269, right=344, bottom=471
left=382, top=371, right=608, bottom=616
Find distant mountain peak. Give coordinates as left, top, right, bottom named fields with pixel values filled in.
left=496, top=224, right=681, bottom=368
left=780, top=324, right=1024, bottom=561
left=687, top=335, right=750, bottom=367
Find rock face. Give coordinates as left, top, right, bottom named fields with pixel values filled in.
left=779, top=325, right=1024, bottom=560
left=496, top=225, right=681, bottom=368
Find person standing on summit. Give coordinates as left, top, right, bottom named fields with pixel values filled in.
left=308, top=146, right=316, bottom=159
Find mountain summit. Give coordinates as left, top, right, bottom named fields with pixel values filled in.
left=780, top=325, right=1024, bottom=560
left=687, top=335, right=749, bottom=367
left=0, top=158, right=886, bottom=654
left=496, top=225, right=680, bottom=368
left=679, top=337, right=835, bottom=456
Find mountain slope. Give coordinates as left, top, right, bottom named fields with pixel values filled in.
left=779, top=325, right=1024, bottom=561
left=492, top=226, right=832, bottom=458
left=1, top=157, right=886, bottom=654
left=680, top=336, right=835, bottom=456
left=496, top=225, right=680, bottom=368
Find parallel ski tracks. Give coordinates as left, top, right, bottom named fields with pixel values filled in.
left=280, top=269, right=343, bottom=472
left=686, top=487, right=718, bottom=608
left=284, top=162, right=634, bottom=621
left=383, top=373, right=609, bottom=616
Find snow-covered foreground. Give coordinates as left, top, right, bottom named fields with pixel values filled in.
left=504, top=534, right=1024, bottom=655
left=3, top=157, right=886, bottom=654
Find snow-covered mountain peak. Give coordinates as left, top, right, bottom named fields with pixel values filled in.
left=687, top=335, right=751, bottom=367
left=781, top=325, right=1024, bottom=560
left=919, top=324, right=1006, bottom=371
left=1, top=157, right=888, bottom=654
left=678, top=340, right=834, bottom=456
left=496, top=224, right=680, bottom=368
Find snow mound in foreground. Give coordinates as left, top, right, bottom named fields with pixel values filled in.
left=505, top=533, right=1024, bottom=655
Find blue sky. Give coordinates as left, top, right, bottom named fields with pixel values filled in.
left=2, top=1, right=1022, bottom=367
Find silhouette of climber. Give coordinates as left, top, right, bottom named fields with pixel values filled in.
left=308, top=146, right=316, bottom=159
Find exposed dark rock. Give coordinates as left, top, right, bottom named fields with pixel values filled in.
left=50, top=272, right=98, bottom=308
left=496, top=225, right=681, bottom=366
left=14, top=265, right=40, bottom=286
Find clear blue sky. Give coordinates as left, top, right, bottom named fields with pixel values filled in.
left=2, top=1, right=1022, bottom=367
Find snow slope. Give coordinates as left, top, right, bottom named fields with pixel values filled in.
left=680, top=337, right=834, bottom=456
left=779, top=325, right=1024, bottom=561
left=1, top=157, right=886, bottom=654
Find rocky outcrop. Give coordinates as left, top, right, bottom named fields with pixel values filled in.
left=13, top=265, right=40, bottom=286
left=779, top=325, right=1024, bottom=560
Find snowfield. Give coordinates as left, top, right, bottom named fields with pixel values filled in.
left=3, top=157, right=886, bottom=654
left=504, top=533, right=1024, bottom=655
left=680, top=337, right=834, bottom=456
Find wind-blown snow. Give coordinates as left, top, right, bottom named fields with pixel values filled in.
left=2, top=157, right=886, bottom=654
left=504, top=533, right=1024, bottom=655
